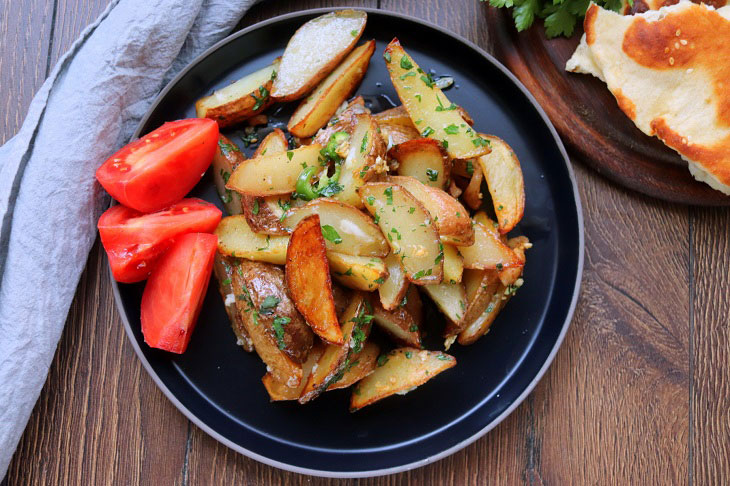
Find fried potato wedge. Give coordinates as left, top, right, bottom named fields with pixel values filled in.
left=378, top=251, right=409, bottom=310
left=195, top=59, right=279, bottom=127
left=377, top=122, right=420, bottom=147
left=335, top=114, right=387, bottom=207
left=460, top=212, right=521, bottom=271
left=213, top=254, right=253, bottom=352
left=375, top=104, right=474, bottom=129
left=282, top=198, right=388, bottom=257
left=385, top=176, right=474, bottom=246
left=442, top=243, right=464, bottom=284
left=373, top=105, right=415, bottom=127
left=384, top=39, right=490, bottom=159
left=327, top=341, right=379, bottom=391
left=272, top=10, right=367, bottom=101
left=498, top=236, right=530, bottom=287
left=312, top=97, right=369, bottom=146
left=241, top=129, right=292, bottom=235
left=328, top=252, right=388, bottom=291
left=262, top=343, right=324, bottom=401
left=370, top=285, right=422, bottom=347
left=462, top=162, right=483, bottom=210
left=391, top=138, right=451, bottom=189
left=359, top=182, right=443, bottom=285
left=457, top=283, right=509, bottom=345
left=444, top=269, right=499, bottom=338
left=477, top=135, right=525, bottom=234
left=215, top=215, right=288, bottom=264
left=288, top=40, right=375, bottom=137
left=299, top=293, right=371, bottom=402
left=227, top=144, right=322, bottom=196
left=213, top=135, right=245, bottom=215
left=253, top=128, right=289, bottom=158
left=286, top=215, right=343, bottom=345
left=350, top=348, right=456, bottom=411
left=230, top=260, right=314, bottom=386
left=421, top=281, right=467, bottom=324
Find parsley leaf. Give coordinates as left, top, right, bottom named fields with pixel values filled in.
left=400, top=55, right=414, bottom=70
left=426, top=168, right=439, bottom=181
left=259, top=295, right=280, bottom=315
left=321, top=225, right=343, bottom=244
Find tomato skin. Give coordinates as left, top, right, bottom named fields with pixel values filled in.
left=98, top=199, right=221, bottom=283
left=96, top=119, right=219, bottom=213
left=141, top=233, right=217, bottom=354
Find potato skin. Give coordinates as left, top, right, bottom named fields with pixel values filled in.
left=212, top=254, right=254, bottom=352
left=369, top=285, right=423, bottom=347
left=231, top=260, right=314, bottom=384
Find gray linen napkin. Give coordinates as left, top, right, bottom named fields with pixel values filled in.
left=0, top=0, right=258, bottom=477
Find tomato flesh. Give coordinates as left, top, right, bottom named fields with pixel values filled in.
left=96, top=118, right=219, bottom=213
left=141, top=233, right=217, bottom=353
left=98, top=199, right=221, bottom=283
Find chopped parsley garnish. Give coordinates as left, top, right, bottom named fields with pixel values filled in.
left=496, top=263, right=504, bottom=271
left=366, top=195, right=375, bottom=206
left=436, top=353, right=452, bottom=361
left=498, top=204, right=504, bottom=211
left=435, top=243, right=444, bottom=265
left=420, top=73, right=435, bottom=88
left=466, top=160, right=474, bottom=175
left=408, top=207, right=415, bottom=214
left=218, top=140, right=240, bottom=156
left=435, top=96, right=458, bottom=112
left=252, top=199, right=259, bottom=215
left=421, top=126, right=435, bottom=137
left=360, top=132, right=368, bottom=153
left=374, top=277, right=386, bottom=284
left=350, top=29, right=358, bottom=36
left=444, top=124, right=459, bottom=135
left=405, top=351, right=413, bottom=359
left=384, top=187, right=393, bottom=205
left=391, top=228, right=402, bottom=240
left=377, top=354, right=389, bottom=367
left=472, top=136, right=490, bottom=148
left=384, top=51, right=392, bottom=63
left=400, top=55, right=414, bottom=70
left=426, top=168, right=439, bottom=182
left=251, top=85, right=269, bottom=111
left=415, top=94, right=422, bottom=102
left=412, top=268, right=433, bottom=280
left=286, top=151, right=294, bottom=161
left=240, top=131, right=258, bottom=147
left=409, top=324, right=418, bottom=332
left=359, top=165, right=370, bottom=179
left=441, top=140, right=449, bottom=149
left=259, top=295, right=280, bottom=315
left=272, top=316, right=290, bottom=349
left=321, top=225, right=343, bottom=244
left=349, top=306, right=374, bottom=353
left=221, top=278, right=232, bottom=286
left=344, top=267, right=354, bottom=277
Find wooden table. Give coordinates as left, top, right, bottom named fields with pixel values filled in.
left=2, top=0, right=728, bottom=484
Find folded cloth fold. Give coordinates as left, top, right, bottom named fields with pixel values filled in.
left=0, top=0, right=258, bottom=478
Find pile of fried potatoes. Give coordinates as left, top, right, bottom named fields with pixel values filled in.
left=198, top=10, right=529, bottom=411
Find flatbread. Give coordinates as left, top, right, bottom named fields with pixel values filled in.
left=567, top=1, right=730, bottom=194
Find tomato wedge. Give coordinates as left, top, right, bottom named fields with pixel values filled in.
left=141, top=233, right=217, bottom=354
left=98, top=198, right=221, bottom=283
left=96, top=118, right=219, bottom=212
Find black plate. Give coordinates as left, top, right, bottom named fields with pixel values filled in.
left=114, top=8, right=584, bottom=478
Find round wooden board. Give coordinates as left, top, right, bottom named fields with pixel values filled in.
left=485, top=7, right=730, bottom=206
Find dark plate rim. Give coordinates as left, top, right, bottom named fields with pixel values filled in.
left=112, top=6, right=585, bottom=479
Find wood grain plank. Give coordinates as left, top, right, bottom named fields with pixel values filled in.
left=0, top=0, right=54, bottom=144
left=691, top=208, right=730, bottom=484
left=380, top=0, right=490, bottom=49
left=48, top=0, right=111, bottom=67
left=533, top=163, right=690, bottom=485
